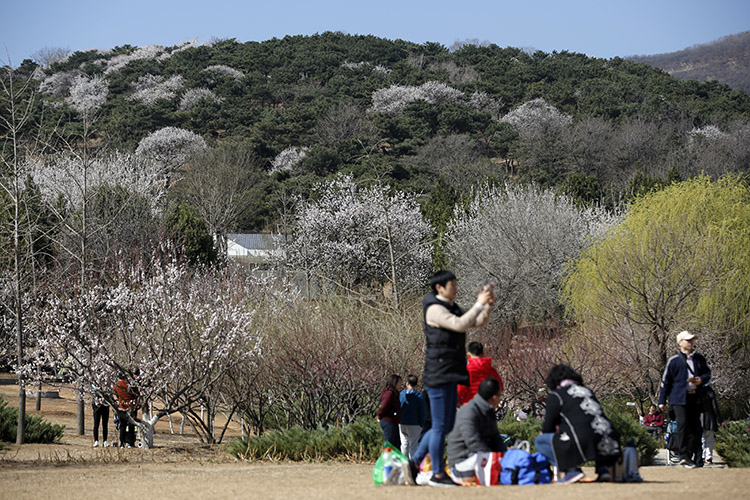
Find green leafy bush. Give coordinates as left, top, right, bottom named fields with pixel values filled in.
left=228, top=417, right=383, bottom=461
left=496, top=417, right=543, bottom=450
left=0, top=396, right=65, bottom=443
left=715, top=422, right=750, bottom=468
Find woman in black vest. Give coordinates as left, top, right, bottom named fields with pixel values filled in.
left=406, top=270, right=493, bottom=487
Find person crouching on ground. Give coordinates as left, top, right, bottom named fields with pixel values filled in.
left=457, top=341, right=504, bottom=406
left=377, top=374, right=402, bottom=449
left=399, top=374, right=426, bottom=459
left=448, top=377, right=506, bottom=484
left=535, top=364, right=620, bottom=484
left=404, top=270, right=493, bottom=488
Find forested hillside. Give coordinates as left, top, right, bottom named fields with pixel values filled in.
left=629, top=31, right=750, bottom=94
left=7, top=32, right=750, bottom=231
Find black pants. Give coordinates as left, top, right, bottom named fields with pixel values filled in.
left=672, top=393, right=702, bottom=462
left=380, top=420, right=401, bottom=449
left=93, top=404, right=109, bottom=442
left=118, top=409, right=137, bottom=447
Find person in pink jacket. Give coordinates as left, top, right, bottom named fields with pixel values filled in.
left=457, top=342, right=504, bottom=406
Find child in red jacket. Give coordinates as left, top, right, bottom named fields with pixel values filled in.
left=457, top=342, right=504, bottom=406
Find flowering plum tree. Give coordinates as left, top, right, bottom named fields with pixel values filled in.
left=135, top=127, right=208, bottom=188
left=285, top=175, right=431, bottom=303
left=24, top=257, right=261, bottom=448
left=446, top=182, right=620, bottom=323
left=178, top=88, right=223, bottom=111
left=269, top=146, right=307, bottom=174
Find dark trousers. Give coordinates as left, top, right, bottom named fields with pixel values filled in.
left=118, top=409, right=137, bottom=447
left=380, top=419, right=401, bottom=449
left=93, top=404, right=109, bottom=442
left=673, top=393, right=702, bottom=462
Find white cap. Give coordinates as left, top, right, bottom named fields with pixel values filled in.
left=676, top=330, right=696, bottom=343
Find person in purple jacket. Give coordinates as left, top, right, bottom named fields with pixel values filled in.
left=377, top=374, right=403, bottom=449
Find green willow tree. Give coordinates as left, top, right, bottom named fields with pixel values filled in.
left=562, top=176, right=750, bottom=403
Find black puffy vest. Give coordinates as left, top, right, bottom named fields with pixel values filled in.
left=422, top=293, right=470, bottom=387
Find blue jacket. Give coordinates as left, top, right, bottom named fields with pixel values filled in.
left=658, top=351, right=711, bottom=406
left=399, top=388, right=426, bottom=427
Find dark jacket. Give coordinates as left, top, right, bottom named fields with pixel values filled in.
left=399, top=388, right=426, bottom=427
left=700, top=385, right=723, bottom=432
left=377, top=387, right=401, bottom=424
left=447, top=393, right=505, bottom=464
left=542, top=382, right=620, bottom=471
left=421, top=293, right=470, bottom=387
left=657, top=351, right=711, bottom=407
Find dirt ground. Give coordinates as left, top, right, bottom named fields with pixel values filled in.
left=2, top=374, right=750, bottom=500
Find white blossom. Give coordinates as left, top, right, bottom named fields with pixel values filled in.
left=135, top=127, right=208, bottom=179
left=67, top=74, right=108, bottom=116
left=104, top=45, right=165, bottom=75
left=500, top=98, right=572, bottom=137
left=39, top=70, right=81, bottom=98
left=179, top=88, right=223, bottom=111
left=29, top=151, right=165, bottom=212
left=446, top=182, right=621, bottom=320
left=368, top=81, right=465, bottom=114
left=269, top=147, right=307, bottom=174
left=203, top=65, right=244, bottom=80
left=128, top=74, right=184, bottom=105
left=285, top=175, right=431, bottom=293
left=689, top=125, right=726, bottom=142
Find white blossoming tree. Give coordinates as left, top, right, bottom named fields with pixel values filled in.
left=269, top=146, right=307, bottom=174
left=445, top=182, right=621, bottom=323
left=178, top=88, right=223, bottom=111
left=135, top=127, right=208, bottom=188
left=285, top=175, right=431, bottom=305
left=24, top=257, right=261, bottom=448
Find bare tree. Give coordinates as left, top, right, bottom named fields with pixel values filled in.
left=177, top=143, right=259, bottom=257
left=31, top=46, right=70, bottom=68
left=0, top=60, right=39, bottom=444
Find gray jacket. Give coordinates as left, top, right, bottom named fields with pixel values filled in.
left=447, top=393, right=505, bottom=464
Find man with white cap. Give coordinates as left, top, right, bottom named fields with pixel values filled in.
left=658, top=331, right=711, bottom=468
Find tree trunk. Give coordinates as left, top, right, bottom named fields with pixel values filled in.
left=77, top=392, right=85, bottom=435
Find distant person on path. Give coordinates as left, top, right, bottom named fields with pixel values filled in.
left=377, top=374, right=402, bottom=449
left=91, top=386, right=110, bottom=447
left=404, top=270, right=493, bottom=488
left=447, top=377, right=506, bottom=484
left=658, top=331, right=711, bottom=468
left=701, top=382, right=722, bottom=465
left=114, top=368, right=140, bottom=448
left=399, top=374, right=426, bottom=459
left=535, top=364, right=621, bottom=484
left=642, top=404, right=665, bottom=439
left=457, top=341, right=503, bottom=406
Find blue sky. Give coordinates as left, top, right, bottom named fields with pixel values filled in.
left=2, top=0, right=749, bottom=64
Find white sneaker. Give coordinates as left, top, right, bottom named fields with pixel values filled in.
left=93, top=441, right=99, bottom=447
left=103, top=441, right=110, bottom=447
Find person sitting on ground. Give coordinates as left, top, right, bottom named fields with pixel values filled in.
left=447, top=377, right=506, bottom=484
left=457, top=341, right=504, bottom=406
left=534, top=364, right=621, bottom=484
left=399, top=374, right=426, bottom=459
left=642, top=404, right=665, bottom=439
left=377, top=374, right=402, bottom=449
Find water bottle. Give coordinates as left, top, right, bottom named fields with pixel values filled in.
left=382, top=446, right=394, bottom=481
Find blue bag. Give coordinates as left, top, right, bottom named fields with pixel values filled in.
left=500, top=448, right=552, bottom=485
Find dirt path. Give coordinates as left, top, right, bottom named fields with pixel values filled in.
left=2, top=374, right=749, bottom=499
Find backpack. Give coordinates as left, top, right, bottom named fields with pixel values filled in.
left=500, top=446, right=552, bottom=485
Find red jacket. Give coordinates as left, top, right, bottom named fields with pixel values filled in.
left=377, top=387, right=402, bottom=424
left=457, top=357, right=503, bottom=406
left=114, top=379, right=138, bottom=410
left=643, top=411, right=665, bottom=427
